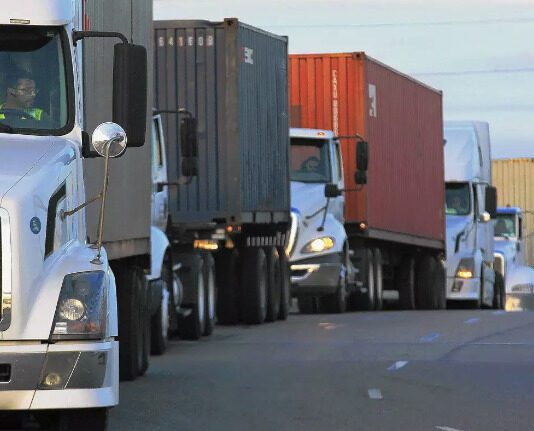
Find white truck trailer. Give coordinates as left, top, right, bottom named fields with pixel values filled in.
left=0, top=1, right=154, bottom=428
left=444, top=121, right=503, bottom=308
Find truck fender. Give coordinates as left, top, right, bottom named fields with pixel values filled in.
left=149, top=226, right=170, bottom=280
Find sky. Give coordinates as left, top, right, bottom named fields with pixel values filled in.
left=154, top=0, right=534, bottom=159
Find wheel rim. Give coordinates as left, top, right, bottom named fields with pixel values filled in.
left=198, top=272, right=206, bottom=333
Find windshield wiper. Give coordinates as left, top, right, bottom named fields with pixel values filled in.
left=0, top=122, right=14, bottom=133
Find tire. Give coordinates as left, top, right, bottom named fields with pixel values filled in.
left=493, top=271, right=505, bottom=310
left=151, top=258, right=172, bottom=356
left=277, top=247, right=291, bottom=320
left=113, top=263, right=145, bottom=381
left=139, top=290, right=151, bottom=376
left=415, top=255, right=437, bottom=310
left=320, top=275, right=347, bottom=314
left=297, top=296, right=319, bottom=314
left=215, top=248, right=241, bottom=325
left=56, top=408, right=108, bottom=430
left=478, top=266, right=486, bottom=309
left=178, top=253, right=206, bottom=340
left=240, top=247, right=268, bottom=324
left=373, top=248, right=383, bottom=311
left=265, top=247, right=282, bottom=322
left=348, top=248, right=375, bottom=311
left=397, top=255, right=416, bottom=310
left=202, top=252, right=216, bottom=336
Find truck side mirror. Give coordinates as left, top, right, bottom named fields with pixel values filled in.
left=113, top=43, right=148, bottom=147
left=357, top=141, right=369, bottom=171
left=485, top=186, right=497, bottom=218
left=325, top=183, right=342, bottom=198
left=355, top=171, right=367, bottom=185
left=180, top=116, right=199, bottom=177
left=180, top=117, right=198, bottom=157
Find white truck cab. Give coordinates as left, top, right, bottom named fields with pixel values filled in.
left=288, top=128, right=353, bottom=313
left=493, top=207, right=534, bottom=311
left=444, top=121, right=502, bottom=308
left=0, top=1, right=148, bottom=428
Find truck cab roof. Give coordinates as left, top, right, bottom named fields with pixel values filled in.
left=497, top=206, right=522, bottom=216
left=290, top=128, right=335, bottom=140
left=0, top=0, right=74, bottom=26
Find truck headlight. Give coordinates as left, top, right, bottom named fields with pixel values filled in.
left=456, top=257, right=475, bottom=279
left=302, top=236, right=335, bottom=254
left=51, top=271, right=108, bottom=340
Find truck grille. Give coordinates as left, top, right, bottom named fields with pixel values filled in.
left=493, top=253, right=505, bottom=277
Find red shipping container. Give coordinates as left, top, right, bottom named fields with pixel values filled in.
left=289, top=52, right=445, bottom=246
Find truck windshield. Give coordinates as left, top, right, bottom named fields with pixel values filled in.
left=494, top=214, right=516, bottom=238
left=445, top=182, right=471, bottom=216
left=290, top=138, right=331, bottom=183
left=0, top=26, right=71, bottom=134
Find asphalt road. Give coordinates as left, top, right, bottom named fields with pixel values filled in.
left=110, top=306, right=534, bottom=431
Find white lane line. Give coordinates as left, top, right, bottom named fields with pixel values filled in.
left=420, top=332, right=440, bottom=343
left=387, top=361, right=408, bottom=371
left=368, top=388, right=383, bottom=400
left=464, top=317, right=480, bottom=324
left=436, top=426, right=464, bottom=431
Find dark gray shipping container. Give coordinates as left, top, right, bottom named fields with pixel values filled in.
left=82, top=0, right=153, bottom=259
left=154, top=19, right=290, bottom=232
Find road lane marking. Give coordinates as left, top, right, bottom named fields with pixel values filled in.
left=387, top=361, right=408, bottom=371
left=464, top=317, right=480, bottom=324
left=368, top=389, right=383, bottom=400
left=436, top=427, right=464, bottom=431
left=492, top=310, right=507, bottom=315
left=420, top=332, right=440, bottom=343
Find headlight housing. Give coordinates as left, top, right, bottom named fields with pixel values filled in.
left=51, top=271, right=108, bottom=340
left=456, top=257, right=475, bottom=279
left=302, top=236, right=335, bottom=254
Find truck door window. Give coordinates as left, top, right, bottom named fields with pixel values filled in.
left=0, top=27, right=72, bottom=135
left=494, top=214, right=516, bottom=238
left=290, top=137, right=332, bottom=183
left=445, top=182, right=471, bottom=216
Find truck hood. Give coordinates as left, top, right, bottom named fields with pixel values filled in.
left=446, top=215, right=472, bottom=259
left=290, top=181, right=327, bottom=220
left=494, top=238, right=518, bottom=262
left=0, top=137, right=53, bottom=203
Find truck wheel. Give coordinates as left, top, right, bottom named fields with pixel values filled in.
left=240, top=247, right=268, bottom=324
left=139, top=279, right=151, bottom=376
left=297, top=296, right=319, bottom=314
left=265, top=247, right=282, bottom=322
left=151, top=258, right=173, bottom=355
left=202, top=252, right=216, bottom=336
left=493, top=271, right=505, bottom=310
left=373, top=248, right=383, bottom=311
left=178, top=253, right=206, bottom=340
left=114, top=263, right=145, bottom=381
left=56, top=408, right=108, bottom=430
left=215, top=248, right=241, bottom=324
left=349, top=248, right=375, bottom=311
left=397, top=255, right=415, bottom=310
left=320, top=268, right=347, bottom=313
left=277, top=247, right=291, bottom=320
left=415, top=255, right=437, bottom=309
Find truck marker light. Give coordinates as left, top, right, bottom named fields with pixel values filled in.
left=359, top=222, right=367, bottom=231
left=43, top=373, right=62, bottom=387
left=10, top=19, right=30, bottom=25
left=317, top=132, right=326, bottom=137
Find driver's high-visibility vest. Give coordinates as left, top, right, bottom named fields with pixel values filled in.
left=0, top=104, right=43, bottom=120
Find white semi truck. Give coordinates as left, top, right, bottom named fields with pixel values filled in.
left=444, top=121, right=504, bottom=308
left=0, top=1, right=156, bottom=428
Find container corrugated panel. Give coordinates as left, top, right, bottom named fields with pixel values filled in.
left=154, top=19, right=289, bottom=228
left=289, top=52, right=444, bottom=244
left=493, top=158, right=534, bottom=266
left=83, top=0, right=153, bottom=258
